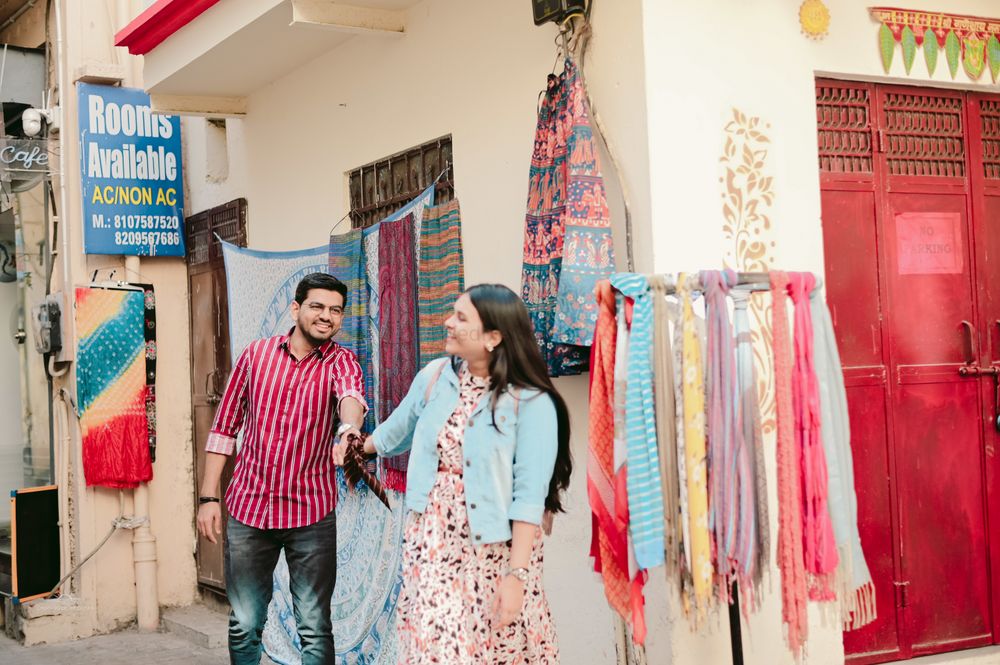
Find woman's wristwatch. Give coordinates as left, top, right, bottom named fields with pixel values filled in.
left=506, top=567, right=530, bottom=583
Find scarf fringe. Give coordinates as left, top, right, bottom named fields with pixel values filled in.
left=844, top=581, right=877, bottom=631
left=381, top=466, right=407, bottom=493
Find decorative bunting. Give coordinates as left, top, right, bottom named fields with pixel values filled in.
left=870, top=7, right=1000, bottom=82
left=901, top=26, right=916, bottom=74
left=946, top=30, right=961, bottom=79
left=989, top=35, right=1000, bottom=81
left=924, top=28, right=939, bottom=75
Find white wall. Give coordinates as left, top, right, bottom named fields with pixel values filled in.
left=189, top=0, right=661, bottom=660
left=642, top=1, right=1000, bottom=664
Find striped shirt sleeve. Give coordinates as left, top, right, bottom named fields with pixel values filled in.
left=332, top=347, right=368, bottom=415
left=206, top=346, right=251, bottom=455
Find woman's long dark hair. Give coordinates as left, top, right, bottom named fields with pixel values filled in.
left=464, top=284, right=572, bottom=514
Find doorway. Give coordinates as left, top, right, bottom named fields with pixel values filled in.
left=186, top=198, right=247, bottom=593
left=817, top=79, right=1000, bottom=664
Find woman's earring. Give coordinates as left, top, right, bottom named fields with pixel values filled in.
left=486, top=343, right=494, bottom=353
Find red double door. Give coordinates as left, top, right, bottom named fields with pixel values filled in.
left=818, top=79, right=1000, bottom=663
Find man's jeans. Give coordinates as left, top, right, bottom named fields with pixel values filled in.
left=224, top=511, right=337, bottom=664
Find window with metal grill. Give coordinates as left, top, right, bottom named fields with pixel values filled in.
left=347, top=135, right=454, bottom=228
left=185, top=198, right=247, bottom=267
left=882, top=92, right=965, bottom=178
left=816, top=82, right=873, bottom=174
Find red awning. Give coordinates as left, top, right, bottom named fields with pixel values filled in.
left=114, top=0, right=221, bottom=55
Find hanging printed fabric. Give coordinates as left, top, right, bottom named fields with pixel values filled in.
left=701, top=270, right=757, bottom=606
left=264, top=473, right=406, bottom=664
left=417, top=200, right=465, bottom=367
left=609, top=273, right=665, bottom=571
left=613, top=292, right=649, bottom=644
left=364, top=224, right=381, bottom=424
left=809, top=283, right=877, bottom=630
left=363, top=185, right=436, bottom=426
left=329, top=228, right=374, bottom=432
left=521, top=59, right=615, bottom=376
left=378, top=215, right=419, bottom=491
left=133, top=283, right=158, bottom=463
left=649, top=276, right=680, bottom=578
left=771, top=271, right=808, bottom=656
left=787, top=273, right=839, bottom=601
left=677, top=274, right=713, bottom=623
left=220, top=241, right=329, bottom=363
left=732, top=289, right=769, bottom=601
left=588, top=280, right=634, bottom=630
left=75, top=287, right=152, bottom=488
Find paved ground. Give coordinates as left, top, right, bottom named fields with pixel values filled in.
left=0, top=629, right=280, bottom=665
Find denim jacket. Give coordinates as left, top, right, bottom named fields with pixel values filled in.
left=371, top=358, right=557, bottom=546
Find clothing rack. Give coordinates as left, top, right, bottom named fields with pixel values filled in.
left=650, top=270, right=775, bottom=665
left=652, top=271, right=772, bottom=295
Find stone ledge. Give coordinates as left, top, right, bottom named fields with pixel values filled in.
left=162, top=604, right=227, bottom=650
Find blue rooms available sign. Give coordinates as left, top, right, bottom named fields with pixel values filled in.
left=78, top=83, right=185, bottom=256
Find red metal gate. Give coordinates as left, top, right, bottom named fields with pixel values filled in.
left=817, top=79, right=1000, bottom=663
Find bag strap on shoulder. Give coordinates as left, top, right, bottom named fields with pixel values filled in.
left=423, top=357, right=523, bottom=417
left=424, top=358, right=448, bottom=403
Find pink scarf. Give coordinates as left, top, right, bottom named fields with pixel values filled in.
left=787, top=272, right=839, bottom=600
left=771, top=271, right=807, bottom=656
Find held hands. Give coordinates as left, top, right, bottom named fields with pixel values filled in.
left=494, top=574, right=526, bottom=629
left=197, top=502, right=222, bottom=544
left=331, top=427, right=363, bottom=466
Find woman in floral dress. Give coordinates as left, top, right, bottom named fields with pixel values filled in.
left=338, top=284, right=572, bottom=664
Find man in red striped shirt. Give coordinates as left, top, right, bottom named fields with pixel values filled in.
left=196, top=272, right=366, bottom=665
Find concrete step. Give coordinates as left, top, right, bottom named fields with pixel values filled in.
left=162, top=604, right=279, bottom=663
left=162, top=604, right=228, bottom=650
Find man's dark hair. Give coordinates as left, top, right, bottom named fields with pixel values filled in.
left=294, top=273, right=348, bottom=306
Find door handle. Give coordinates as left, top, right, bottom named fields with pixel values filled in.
left=206, top=370, right=221, bottom=405
left=960, top=320, right=978, bottom=375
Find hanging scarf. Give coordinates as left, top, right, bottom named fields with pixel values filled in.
left=772, top=271, right=808, bottom=656
left=672, top=297, right=692, bottom=587
left=378, top=216, right=418, bottom=491
left=329, top=228, right=374, bottom=432
left=732, top=289, right=770, bottom=604
left=609, top=273, right=666, bottom=571
left=521, top=59, right=615, bottom=376
left=417, top=200, right=465, bottom=367
left=810, top=282, right=877, bottom=630
left=363, top=224, right=381, bottom=425
left=787, top=272, right=839, bottom=601
left=701, top=270, right=757, bottom=605
left=588, top=280, right=633, bottom=626
left=677, top=274, right=712, bottom=622
left=650, top=276, right=681, bottom=579
left=613, top=292, right=647, bottom=643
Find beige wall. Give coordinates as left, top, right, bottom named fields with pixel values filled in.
left=17, top=0, right=197, bottom=644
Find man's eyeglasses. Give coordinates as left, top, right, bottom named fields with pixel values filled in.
left=305, top=302, right=344, bottom=316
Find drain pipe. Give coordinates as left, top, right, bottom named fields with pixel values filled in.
left=125, top=255, right=159, bottom=631
left=116, top=0, right=160, bottom=629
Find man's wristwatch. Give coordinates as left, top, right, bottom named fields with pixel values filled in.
left=198, top=496, right=220, bottom=505
left=505, top=567, right=529, bottom=584
left=336, top=423, right=355, bottom=438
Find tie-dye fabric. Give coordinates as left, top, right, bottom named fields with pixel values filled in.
left=75, top=287, right=152, bottom=488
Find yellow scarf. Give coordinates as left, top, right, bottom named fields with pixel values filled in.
left=678, top=274, right=713, bottom=621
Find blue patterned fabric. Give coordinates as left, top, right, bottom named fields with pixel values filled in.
left=220, top=241, right=329, bottom=364
left=263, top=470, right=406, bottom=664
left=608, top=273, right=664, bottom=570
left=329, top=229, right=374, bottom=432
